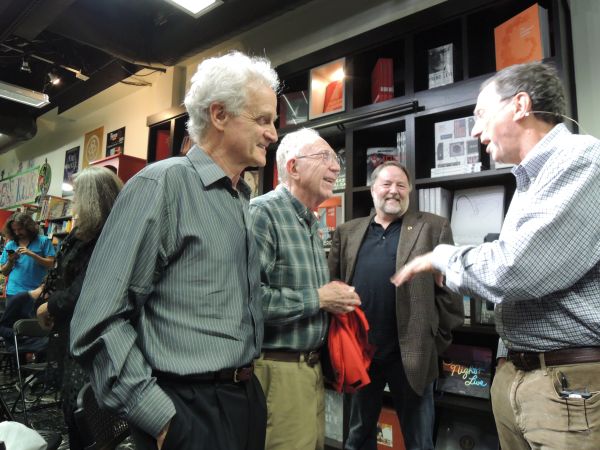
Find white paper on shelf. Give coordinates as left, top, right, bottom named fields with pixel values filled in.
left=450, top=186, right=505, bottom=245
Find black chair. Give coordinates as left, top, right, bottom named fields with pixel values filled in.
left=74, top=383, right=130, bottom=450
left=12, top=319, right=52, bottom=425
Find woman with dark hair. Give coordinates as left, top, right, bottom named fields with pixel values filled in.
left=0, top=212, right=55, bottom=297
left=33, top=166, right=123, bottom=450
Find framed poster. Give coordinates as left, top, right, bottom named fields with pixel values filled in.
left=83, top=126, right=104, bottom=167
left=106, top=127, right=125, bottom=156
left=63, top=146, right=80, bottom=196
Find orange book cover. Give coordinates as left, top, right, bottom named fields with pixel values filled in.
left=494, top=3, right=550, bottom=70
left=323, top=80, right=344, bottom=113
left=376, top=406, right=406, bottom=450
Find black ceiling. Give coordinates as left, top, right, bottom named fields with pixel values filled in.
left=0, top=0, right=314, bottom=150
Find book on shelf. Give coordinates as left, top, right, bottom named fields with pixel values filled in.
left=428, top=43, right=454, bottom=89
left=435, top=409, right=499, bottom=450
left=323, top=80, right=344, bottom=113
left=371, top=58, right=394, bottom=103
left=242, top=170, right=260, bottom=199
left=430, top=162, right=482, bottom=178
left=450, top=185, right=505, bottom=246
left=324, top=389, right=343, bottom=446
left=418, top=187, right=452, bottom=219
left=279, top=90, right=309, bottom=127
left=317, top=193, right=344, bottom=251
left=366, top=147, right=400, bottom=186
left=396, top=131, right=407, bottom=166
left=434, top=116, right=480, bottom=171
left=333, top=148, right=346, bottom=192
left=155, top=129, right=171, bottom=161
left=494, top=3, right=550, bottom=71
left=179, top=134, right=192, bottom=155
left=436, top=344, right=493, bottom=399
left=377, top=406, right=406, bottom=450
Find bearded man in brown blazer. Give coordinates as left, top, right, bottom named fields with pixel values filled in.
left=328, top=161, right=463, bottom=450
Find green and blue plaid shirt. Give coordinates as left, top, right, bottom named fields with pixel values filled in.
left=249, top=185, right=329, bottom=351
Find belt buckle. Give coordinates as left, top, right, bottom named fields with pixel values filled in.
left=306, top=351, right=319, bottom=367
left=233, top=368, right=241, bottom=383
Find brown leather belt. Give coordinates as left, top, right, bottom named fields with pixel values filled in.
left=507, top=347, right=600, bottom=371
left=154, top=365, right=254, bottom=383
left=262, top=350, right=320, bottom=367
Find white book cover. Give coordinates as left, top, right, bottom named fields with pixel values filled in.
left=450, top=186, right=505, bottom=245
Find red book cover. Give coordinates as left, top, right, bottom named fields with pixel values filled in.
left=372, top=58, right=394, bottom=103
left=377, top=406, right=406, bottom=450
left=155, top=129, right=171, bottom=161
left=323, top=80, right=344, bottom=113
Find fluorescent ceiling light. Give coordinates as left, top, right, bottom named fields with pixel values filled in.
left=0, top=80, right=50, bottom=108
left=164, top=0, right=223, bottom=18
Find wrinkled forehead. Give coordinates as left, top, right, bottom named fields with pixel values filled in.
left=299, top=137, right=332, bottom=155
left=474, top=83, right=502, bottom=114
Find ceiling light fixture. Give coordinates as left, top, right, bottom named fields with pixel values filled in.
left=163, top=0, right=223, bottom=18
left=0, top=80, right=50, bottom=108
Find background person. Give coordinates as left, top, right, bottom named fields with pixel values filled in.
left=328, top=162, right=463, bottom=450
left=0, top=213, right=55, bottom=298
left=32, top=166, right=123, bottom=450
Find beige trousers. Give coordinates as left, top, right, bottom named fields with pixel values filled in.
left=491, top=360, right=600, bottom=450
left=254, top=355, right=325, bottom=450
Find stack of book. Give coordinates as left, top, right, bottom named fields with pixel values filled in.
left=418, top=187, right=452, bottom=219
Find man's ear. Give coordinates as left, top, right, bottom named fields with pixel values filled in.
left=513, top=92, right=532, bottom=121
left=286, top=157, right=299, bottom=181
left=209, top=102, right=228, bottom=131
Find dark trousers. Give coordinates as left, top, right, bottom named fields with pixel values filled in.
left=346, top=358, right=435, bottom=450
left=131, top=374, right=267, bottom=450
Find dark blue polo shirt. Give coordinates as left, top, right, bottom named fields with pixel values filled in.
left=351, top=218, right=402, bottom=360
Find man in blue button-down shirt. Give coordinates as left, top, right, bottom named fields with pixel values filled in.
left=392, top=62, right=600, bottom=450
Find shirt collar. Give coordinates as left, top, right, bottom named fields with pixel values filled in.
left=512, top=123, right=569, bottom=191
left=186, top=145, right=252, bottom=198
left=278, top=185, right=318, bottom=227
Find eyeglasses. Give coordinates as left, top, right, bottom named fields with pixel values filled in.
left=295, top=152, right=341, bottom=166
left=473, top=96, right=514, bottom=134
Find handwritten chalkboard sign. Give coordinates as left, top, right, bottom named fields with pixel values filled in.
left=0, top=165, right=44, bottom=209
left=436, top=344, right=492, bottom=399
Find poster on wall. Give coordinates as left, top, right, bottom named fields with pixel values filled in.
left=63, top=146, right=80, bottom=197
left=83, top=126, right=104, bottom=167
left=0, top=165, right=43, bottom=209
left=106, top=127, right=125, bottom=157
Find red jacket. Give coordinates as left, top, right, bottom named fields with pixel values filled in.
left=327, top=307, right=375, bottom=393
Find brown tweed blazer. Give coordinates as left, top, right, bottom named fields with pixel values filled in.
left=327, top=210, right=464, bottom=396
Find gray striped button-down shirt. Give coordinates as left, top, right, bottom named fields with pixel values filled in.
left=433, top=124, right=600, bottom=352
left=70, top=146, right=263, bottom=437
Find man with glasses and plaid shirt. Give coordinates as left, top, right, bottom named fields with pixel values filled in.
left=391, top=62, right=600, bottom=450
left=249, top=128, right=360, bottom=450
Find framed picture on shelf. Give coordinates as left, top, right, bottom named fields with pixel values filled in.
left=279, top=90, right=308, bottom=128
left=317, top=192, right=344, bottom=251
left=309, top=58, right=346, bottom=120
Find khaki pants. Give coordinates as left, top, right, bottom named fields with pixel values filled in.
left=254, top=355, right=325, bottom=450
left=491, top=360, right=600, bottom=450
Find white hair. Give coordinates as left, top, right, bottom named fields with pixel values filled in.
left=275, top=128, right=322, bottom=184
left=184, top=51, right=280, bottom=144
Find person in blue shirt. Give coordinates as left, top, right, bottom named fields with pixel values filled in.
left=1, top=212, right=55, bottom=297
